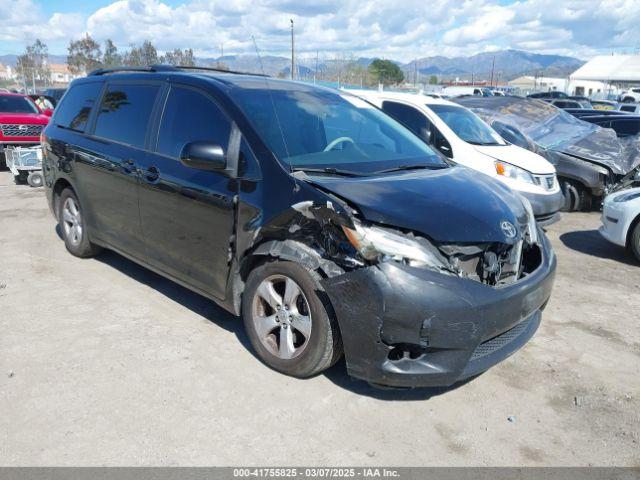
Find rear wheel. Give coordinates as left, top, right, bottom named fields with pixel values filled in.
left=242, top=260, right=342, bottom=378
left=630, top=222, right=640, bottom=262
left=622, top=97, right=636, bottom=103
left=58, top=188, right=102, bottom=258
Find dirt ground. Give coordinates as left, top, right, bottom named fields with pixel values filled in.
left=1, top=169, right=639, bottom=466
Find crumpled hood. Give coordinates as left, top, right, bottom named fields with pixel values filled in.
left=306, top=166, right=529, bottom=244
left=558, top=127, right=638, bottom=176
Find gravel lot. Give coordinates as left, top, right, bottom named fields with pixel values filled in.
left=1, top=169, right=639, bottom=466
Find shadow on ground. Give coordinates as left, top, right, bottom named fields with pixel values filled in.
left=559, top=229, right=638, bottom=266
left=59, top=227, right=475, bottom=401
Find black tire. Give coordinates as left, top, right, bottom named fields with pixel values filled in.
left=242, top=260, right=342, bottom=378
left=57, top=188, right=102, bottom=258
left=622, top=97, right=635, bottom=103
left=630, top=222, right=640, bottom=263
left=27, top=171, right=43, bottom=188
left=560, top=179, right=591, bottom=212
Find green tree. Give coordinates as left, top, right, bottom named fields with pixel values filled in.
left=368, top=59, right=404, bottom=86
left=429, top=75, right=438, bottom=85
left=17, top=39, right=50, bottom=91
left=67, top=34, right=102, bottom=74
left=102, top=39, right=122, bottom=67
left=123, top=40, right=159, bottom=66
left=162, top=48, right=196, bottom=66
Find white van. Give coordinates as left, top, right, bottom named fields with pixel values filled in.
left=350, top=90, right=564, bottom=225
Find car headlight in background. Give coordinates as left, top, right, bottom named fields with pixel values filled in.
left=495, top=161, right=536, bottom=185
left=342, top=222, right=450, bottom=270
left=613, top=191, right=640, bottom=203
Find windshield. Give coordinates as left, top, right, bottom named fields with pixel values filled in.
left=0, top=95, right=39, bottom=114
left=429, top=104, right=505, bottom=146
left=231, top=83, right=445, bottom=174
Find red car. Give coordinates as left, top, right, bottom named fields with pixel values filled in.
left=0, top=92, right=51, bottom=164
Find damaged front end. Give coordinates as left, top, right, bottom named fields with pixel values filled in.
left=321, top=213, right=555, bottom=388
left=243, top=190, right=553, bottom=388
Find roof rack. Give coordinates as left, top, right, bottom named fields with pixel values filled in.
left=88, top=64, right=268, bottom=77
left=170, top=65, right=268, bottom=77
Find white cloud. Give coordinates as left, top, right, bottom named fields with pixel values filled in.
left=2, top=0, right=640, bottom=60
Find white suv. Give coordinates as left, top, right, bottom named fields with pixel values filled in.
left=350, top=90, right=564, bottom=225
left=619, top=88, right=640, bottom=103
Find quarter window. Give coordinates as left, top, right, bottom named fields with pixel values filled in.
left=94, top=84, right=160, bottom=149
left=157, top=86, right=231, bottom=159
left=53, top=82, right=103, bottom=132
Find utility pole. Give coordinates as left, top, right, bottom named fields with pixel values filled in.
left=290, top=19, right=295, bottom=80
left=414, top=59, right=417, bottom=86
left=490, top=55, right=495, bottom=87
left=315, top=50, right=318, bottom=84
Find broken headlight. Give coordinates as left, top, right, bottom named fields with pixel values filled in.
left=342, top=222, right=450, bottom=270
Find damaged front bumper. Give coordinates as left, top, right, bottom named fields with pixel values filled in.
left=322, top=231, right=556, bottom=388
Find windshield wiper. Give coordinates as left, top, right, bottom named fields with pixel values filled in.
left=291, top=166, right=364, bottom=177
left=373, top=163, right=445, bottom=174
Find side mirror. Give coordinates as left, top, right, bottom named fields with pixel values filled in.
left=179, top=141, right=226, bottom=171
left=43, top=108, right=54, bottom=117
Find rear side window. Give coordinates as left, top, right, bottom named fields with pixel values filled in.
left=381, top=101, right=431, bottom=138
left=620, top=105, right=635, bottom=112
left=53, top=82, right=102, bottom=132
left=156, top=86, right=231, bottom=159
left=94, top=83, right=160, bottom=149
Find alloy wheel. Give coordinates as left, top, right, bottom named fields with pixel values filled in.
left=251, top=274, right=312, bottom=360
left=61, top=197, right=83, bottom=247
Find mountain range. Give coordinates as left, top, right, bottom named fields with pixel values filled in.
left=0, top=49, right=585, bottom=81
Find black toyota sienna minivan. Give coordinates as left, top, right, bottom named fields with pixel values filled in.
left=42, top=66, right=556, bottom=388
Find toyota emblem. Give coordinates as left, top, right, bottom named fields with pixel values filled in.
left=500, top=221, right=517, bottom=239
left=18, top=125, right=28, bottom=131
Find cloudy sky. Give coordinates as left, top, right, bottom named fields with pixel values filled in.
left=1, top=0, right=639, bottom=60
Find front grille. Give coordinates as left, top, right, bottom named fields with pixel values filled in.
left=533, top=174, right=557, bottom=191
left=470, top=317, right=532, bottom=361
left=0, top=124, right=43, bottom=137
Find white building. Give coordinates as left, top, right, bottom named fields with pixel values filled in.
left=0, top=63, right=15, bottom=80
left=569, top=54, right=640, bottom=98
left=49, top=63, right=77, bottom=84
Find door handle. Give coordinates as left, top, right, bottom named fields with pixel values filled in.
left=142, top=165, right=160, bottom=183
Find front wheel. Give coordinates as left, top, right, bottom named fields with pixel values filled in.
left=242, top=260, right=342, bottom=378
left=560, top=179, right=591, bottom=211
left=58, top=188, right=102, bottom=258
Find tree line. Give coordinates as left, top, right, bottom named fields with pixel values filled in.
left=67, top=34, right=196, bottom=73
left=11, top=36, right=197, bottom=91
left=12, top=36, right=407, bottom=92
